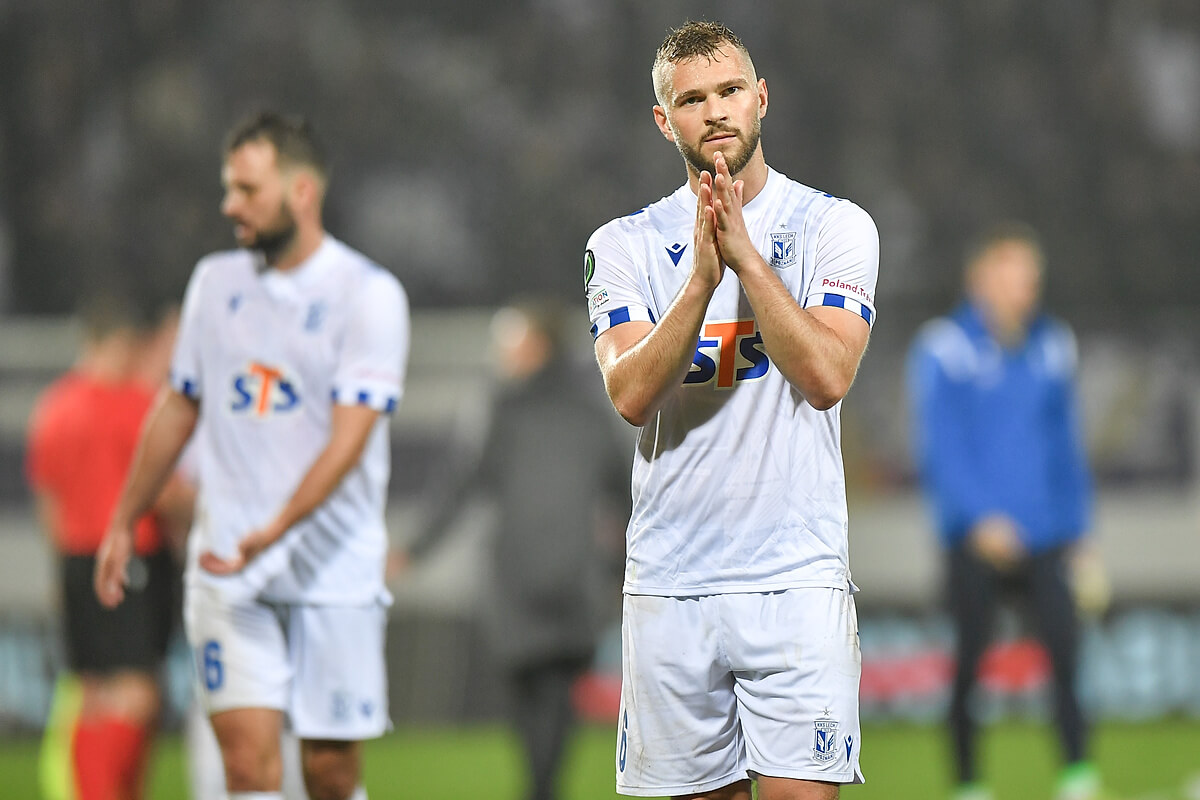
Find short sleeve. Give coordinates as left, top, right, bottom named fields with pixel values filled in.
left=585, top=221, right=656, bottom=340
left=170, top=259, right=210, bottom=400
left=332, top=269, right=410, bottom=413
left=802, top=202, right=879, bottom=328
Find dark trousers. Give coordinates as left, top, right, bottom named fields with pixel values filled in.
left=509, top=656, right=590, bottom=800
left=946, top=543, right=1088, bottom=784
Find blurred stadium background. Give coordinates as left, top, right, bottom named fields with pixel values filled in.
left=1, top=1, right=1198, bottom=798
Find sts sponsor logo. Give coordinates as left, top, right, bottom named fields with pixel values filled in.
left=229, top=362, right=300, bottom=416
left=685, top=318, right=770, bottom=388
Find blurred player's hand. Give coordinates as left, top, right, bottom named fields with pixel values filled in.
left=385, top=549, right=411, bottom=581
left=198, top=525, right=281, bottom=575
left=1069, top=540, right=1112, bottom=618
left=94, top=526, right=134, bottom=608
left=969, top=514, right=1025, bottom=571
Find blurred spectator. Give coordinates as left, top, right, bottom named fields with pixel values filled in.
left=906, top=222, right=1103, bottom=800
left=25, top=295, right=192, bottom=800
left=402, top=299, right=629, bottom=800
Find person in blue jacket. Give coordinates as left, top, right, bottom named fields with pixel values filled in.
left=907, top=222, right=1102, bottom=800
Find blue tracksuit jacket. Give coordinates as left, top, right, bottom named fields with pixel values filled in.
left=906, top=302, right=1093, bottom=552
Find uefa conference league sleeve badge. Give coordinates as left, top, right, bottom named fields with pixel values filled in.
left=583, top=249, right=596, bottom=291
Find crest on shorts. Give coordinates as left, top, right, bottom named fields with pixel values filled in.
left=332, top=691, right=352, bottom=722
left=770, top=230, right=797, bottom=268
left=813, top=715, right=840, bottom=763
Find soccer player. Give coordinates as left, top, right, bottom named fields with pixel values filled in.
left=28, top=296, right=189, bottom=800
left=95, top=112, right=410, bottom=800
left=585, top=21, right=879, bottom=800
left=907, top=223, right=1102, bottom=800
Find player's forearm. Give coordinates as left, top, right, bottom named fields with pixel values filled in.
left=265, top=405, right=378, bottom=537
left=265, top=451, right=354, bottom=539
left=601, top=278, right=714, bottom=426
left=736, top=260, right=861, bottom=410
left=154, top=473, right=197, bottom=546
left=409, top=451, right=478, bottom=561
left=110, top=389, right=198, bottom=532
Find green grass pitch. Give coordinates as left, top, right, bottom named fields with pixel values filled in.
left=1, top=720, right=1197, bottom=799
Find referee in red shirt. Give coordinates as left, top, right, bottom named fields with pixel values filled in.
left=26, top=297, right=190, bottom=800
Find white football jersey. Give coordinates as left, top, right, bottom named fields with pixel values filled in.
left=171, top=236, right=410, bottom=605
left=586, top=168, right=878, bottom=596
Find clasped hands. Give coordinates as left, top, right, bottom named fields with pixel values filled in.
left=692, top=151, right=762, bottom=288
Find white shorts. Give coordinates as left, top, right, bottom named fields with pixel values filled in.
left=616, top=588, right=864, bottom=796
left=184, top=583, right=390, bottom=740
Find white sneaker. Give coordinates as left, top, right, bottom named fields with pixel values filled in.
left=951, top=784, right=994, bottom=800
left=1054, top=762, right=1104, bottom=800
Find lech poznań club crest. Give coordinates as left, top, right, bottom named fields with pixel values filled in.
left=813, top=715, right=839, bottom=763
left=770, top=229, right=797, bottom=268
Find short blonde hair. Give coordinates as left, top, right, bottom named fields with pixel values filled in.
left=652, top=20, right=756, bottom=106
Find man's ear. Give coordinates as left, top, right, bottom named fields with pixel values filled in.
left=290, top=169, right=322, bottom=213
left=653, top=106, right=675, bottom=143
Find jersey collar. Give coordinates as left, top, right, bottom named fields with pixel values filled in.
left=259, top=235, right=338, bottom=288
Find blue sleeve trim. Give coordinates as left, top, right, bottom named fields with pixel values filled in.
left=171, top=372, right=199, bottom=398
left=806, top=293, right=874, bottom=326
left=823, top=292, right=873, bottom=325
left=590, top=305, right=656, bottom=339
left=332, top=387, right=400, bottom=413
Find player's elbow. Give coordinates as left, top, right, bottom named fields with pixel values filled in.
left=803, top=371, right=856, bottom=411
left=599, top=367, right=654, bottom=426
left=604, top=380, right=655, bottom=427
left=610, top=393, right=652, bottom=427
left=805, top=392, right=841, bottom=412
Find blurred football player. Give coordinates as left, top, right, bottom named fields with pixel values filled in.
left=96, top=111, right=409, bottom=800
left=908, top=222, right=1103, bottom=800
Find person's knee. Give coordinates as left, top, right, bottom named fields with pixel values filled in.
left=107, top=671, right=161, bottom=723
left=78, top=671, right=160, bottom=724
left=220, top=734, right=282, bottom=791
left=755, top=776, right=839, bottom=800
left=673, top=779, right=753, bottom=800
left=220, top=741, right=282, bottom=791
left=303, top=739, right=360, bottom=800
left=211, top=709, right=283, bottom=791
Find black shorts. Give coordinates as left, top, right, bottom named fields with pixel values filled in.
left=60, top=549, right=177, bottom=674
